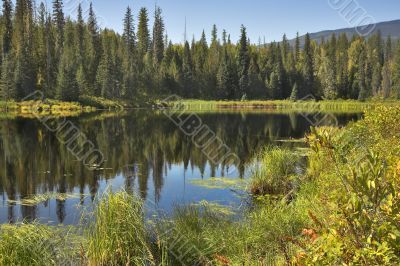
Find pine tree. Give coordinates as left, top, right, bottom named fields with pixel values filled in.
left=87, top=3, right=101, bottom=96
left=301, top=33, right=314, bottom=97
left=123, top=6, right=136, bottom=54
left=290, top=83, right=298, bottom=100
left=56, top=20, right=79, bottom=101
left=182, top=41, right=193, bottom=97
left=211, top=24, right=218, bottom=46
left=337, top=33, right=349, bottom=98
left=358, top=47, right=368, bottom=100
left=295, top=32, right=300, bottom=64
left=76, top=4, right=84, bottom=54
left=222, top=30, right=227, bottom=46
left=381, top=60, right=391, bottom=98
left=217, top=47, right=237, bottom=99
left=137, top=7, right=150, bottom=56
left=2, top=0, right=13, bottom=56
left=97, top=32, right=115, bottom=99
left=52, top=0, right=65, bottom=49
left=152, top=7, right=164, bottom=65
left=392, top=42, right=400, bottom=99
left=14, top=0, right=36, bottom=99
left=0, top=54, right=15, bottom=100
left=237, top=25, right=250, bottom=98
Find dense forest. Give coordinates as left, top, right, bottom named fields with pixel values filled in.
left=0, top=0, right=400, bottom=102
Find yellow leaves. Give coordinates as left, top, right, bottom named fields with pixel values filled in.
left=396, top=161, right=400, bottom=177
left=367, top=180, right=376, bottom=189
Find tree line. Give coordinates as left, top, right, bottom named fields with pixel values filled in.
left=0, top=0, right=399, bottom=102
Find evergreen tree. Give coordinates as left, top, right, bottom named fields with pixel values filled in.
left=295, top=32, right=300, bottom=64
left=86, top=3, right=101, bottom=95
left=0, top=54, right=15, bottom=100
left=56, top=20, right=78, bottom=101
left=137, top=7, right=150, bottom=56
left=182, top=41, right=193, bottom=97
left=211, top=24, right=218, bottom=46
left=152, top=7, right=164, bottom=65
left=301, top=33, right=314, bottom=97
left=392, top=42, right=400, bottom=99
left=52, top=0, right=65, bottom=49
left=237, top=25, right=250, bottom=98
left=2, top=0, right=12, bottom=56
left=217, top=47, right=237, bottom=99
left=290, top=83, right=298, bottom=100
left=123, top=6, right=136, bottom=54
left=14, top=0, right=36, bottom=99
left=381, top=60, right=391, bottom=98
left=358, top=47, right=368, bottom=100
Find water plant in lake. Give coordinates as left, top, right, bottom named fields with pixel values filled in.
left=190, top=177, right=248, bottom=190
left=7, top=192, right=83, bottom=206
left=250, top=146, right=301, bottom=195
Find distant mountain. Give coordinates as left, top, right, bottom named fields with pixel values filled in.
left=288, top=19, right=400, bottom=46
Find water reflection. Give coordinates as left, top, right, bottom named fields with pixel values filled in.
left=0, top=111, right=361, bottom=224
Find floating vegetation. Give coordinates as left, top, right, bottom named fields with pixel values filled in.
left=7, top=192, right=84, bottom=206
left=275, top=138, right=306, bottom=143
left=190, top=177, right=248, bottom=190
left=193, top=200, right=237, bottom=216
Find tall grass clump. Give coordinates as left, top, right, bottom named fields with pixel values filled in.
left=251, top=147, right=301, bottom=195
left=85, top=191, right=153, bottom=266
left=0, top=223, right=81, bottom=266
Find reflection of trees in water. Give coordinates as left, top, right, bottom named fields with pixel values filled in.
left=0, top=111, right=358, bottom=223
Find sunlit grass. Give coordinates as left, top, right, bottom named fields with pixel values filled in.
left=0, top=223, right=82, bottom=266
left=85, top=191, right=154, bottom=266
left=250, top=147, right=301, bottom=195
left=167, top=99, right=399, bottom=114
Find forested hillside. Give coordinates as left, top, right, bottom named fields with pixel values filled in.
left=0, top=0, right=400, bottom=102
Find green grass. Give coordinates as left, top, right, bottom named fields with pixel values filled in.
left=0, top=223, right=82, bottom=266
left=166, top=99, right=400, bottom=114
left=85, top=191, right=153, bottom=266
left=0, top=96, right=129, bottom=116
left=250, top=147, right=301, bottom=195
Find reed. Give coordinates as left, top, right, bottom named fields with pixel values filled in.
left=85, top=191, right=154, bottom=266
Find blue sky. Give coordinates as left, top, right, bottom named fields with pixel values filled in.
left=49, top=0, right=399, bottom=43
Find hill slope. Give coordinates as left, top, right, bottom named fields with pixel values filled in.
left=288, top=19, right=400, bottom=46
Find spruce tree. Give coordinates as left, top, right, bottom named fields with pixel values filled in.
left=295, top=32, right=300, bottom=64
left=182, top=41, right=193, bottom=97
left=137, top=7, right=150, bottom=56
left=56, top=20, right=79, bottom=101
left=2, top=0, right=13, bottom=56
left=211, top=24, right=218, bottom=46
left=52, top=0, right=65, bottom=49
left=392, top=42, right=400, bottom=99
left=0, top=54, right=15, bottom=100
left=237, top=25, right=250, bottom=98
left=87, top=3, right=101, bottom=96
left=152, top=7, right=164, bottom=65
left=301, top=33, right=314, bottom=97
left=123, top=6, right=136, bottom=54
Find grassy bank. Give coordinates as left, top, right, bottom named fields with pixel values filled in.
left=164, top=99, right=400, bottom=113
left=0, top=96, right=129, bottom=117
left=1, top=105, right=399, bottom=265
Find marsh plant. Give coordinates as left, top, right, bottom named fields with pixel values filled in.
left=250, top=146, right=301, bottom=195
left=85, top=191, right=153, bottom=266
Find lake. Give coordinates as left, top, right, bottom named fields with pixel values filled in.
left=0, top=110, right=362, bottom=225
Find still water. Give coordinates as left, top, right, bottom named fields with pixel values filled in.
left=0, top=110, right=361, bottom=225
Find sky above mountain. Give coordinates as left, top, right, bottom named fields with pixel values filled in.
left=43, top=0, right=400, bottom=43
